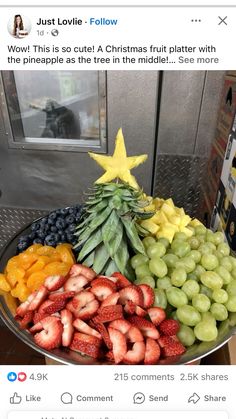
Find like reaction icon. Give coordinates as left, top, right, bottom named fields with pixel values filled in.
left=7, top=372, right=17, bottom=382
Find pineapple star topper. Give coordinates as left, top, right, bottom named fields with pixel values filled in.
left=88, top=128, right=148, bottom=189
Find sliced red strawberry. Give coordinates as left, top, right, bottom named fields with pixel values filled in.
left=144, top=338, right=161, bottom=365
left=126, top=326, right=144, bottom=342
left=91, top=277, right=117, bottom=292
left=38, top=300, right=54, bottom=313
left=90, top=320, right=112, bottom=350
left=95, top=305, right=123, bottom=323
left=34, top=316, right=63, bottom=350
left=109, top=319, right=131, bottom=334
left=43, top=296, right=67, bottom=315
left=100, top=292, right=120, bottom=308
left=68, top=291, right=99, bottom=320
left=111, top=272, right=131, bottom=289
left=135, top=305, right=147, bottom=317
left=70, top=332, right=101, bottom=358
left=124, top=300, right=136, bottom=315
left=158, top=335, right=186, bottom=357
left=159, top=319, right=180, bottom=336
left=28, top=286, right=48, bottom=311
left=61, top=309, right=74, bottom=347
left=138, top=284, right=155, bottom=308
left=148, top=307, right=166, bottom=326
left=128, top=316, right=160, bottom=339
left=16, top=311, right=34, bottom=329
left=49, top=291, right=75, bottom=301
left=119, top=286, right=144, bottom=307
left=108, top=327, right=127, bottom=364
left=64, top=275, right=89, bottom=293
left=44, top=275, right=67, bottom=291
left=33, top=311, right=48, bottom=324
left=29, top=322, right=44, bottom=334
left=105, top=350, right=115, bottom=362
left=73, top=319, right=101, bottom=339
left=15, top=292, right=36, bottom=317
left=69, top=264, right=96, bottom=281
left=123, top=341, right=146, bottom=364
left=91, top=281, right=114, bottom=301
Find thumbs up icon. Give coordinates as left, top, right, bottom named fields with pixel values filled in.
left=10, top=392, right=22, bottom=404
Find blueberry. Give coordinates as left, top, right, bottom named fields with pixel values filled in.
left=59, top=234, right=67, bottom=242
left=56, top=209, right=61, bottom=215
left=66, top=233, right=75, bottom=242
left=31, top=223, right=40, bottom=232
left=67, top=224, right=76, bottom=232
left=28, top=232, right=36, bottom=240
left=56, top=218, right=66, bottom=229
left=68, top=207, right=76, bottom=214
left=65, top=215, right=75, bottom=224
left=17, top=242, right=28, bottom=252
left=19, top=235, right=29, bottom=243
left=44, top=234, right=57, bottom=247
left=50, top=225, right=58, bottom=233
left=37, top=229, right=46, bottom=239
left=49, top=212, right=57, bottom=220
left=60, top=208, right=69, bottom=215
left=33, top=238, right=43, bottom=244
left=48, top=217, right=56, bottom=225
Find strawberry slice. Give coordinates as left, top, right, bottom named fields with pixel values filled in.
left=126, top=326, right=144, bottom=342
left=16, top=311, right=34, bottom=329
left=109, top=319, right=131, bottom=334
left=68, top=291, right=99, bottom=320
left=128, top=316, right=160, bottom=339
left=38, top=300, right=54, bottom=313
left=73, top=319, right=101, bottom=339
left=90, top=320, right=112, bottom=350
left=135, top=305, right=147, bottom=317
left=15, top=293, right=36, bottom=317
left=34, top=316, right=63, bottom=350
left=105, top=350, right=115, bottom=362
left=29, top=322, right=44, bottom=334
left=108, top=327, right=127, bottom=364
left=158, top=336, right=186, bottom=357
left=70, top=332, right=101, bottom=358
left=111, top=272, right=131, bottom=289
left=123, top=342, right=146, bottom=364
left=147, top=307, right=166, bottom=326
left=159, top=319, right=180, bottom=336
left=100, top=292, right=120, bottom=308
left=138, top=284, right=155, bottom=308
left=144, top=338, right=161, bottom=365
left=43, top=296, right=67, bottom=315
left=91, top=277, right=117, bottom=292
left=64, top=275, right=89, bottom=293
left=28, top=286, right=48, bottom=311
left=44, top=275, right=67, bottom=291
left=61, top=309, right=74, bottom=347
left=91, top=280, right=114, bottom=301
left=69, top=264, right=96, bottom=281
left=95, top=305, right=123, bottom=323
left=33, top=311, right=48, bottom=324
left=49, top=291, right=75, bottom=301
left=119, top=286, right=144, bottom=307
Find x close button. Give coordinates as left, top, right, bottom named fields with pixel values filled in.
left=218, top=16, right=228, bottom=25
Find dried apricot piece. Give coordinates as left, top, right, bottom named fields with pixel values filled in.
left=27, top=271, right=48, bottom=292
left=56, top=244, right=75, bottom=265
left=25, top=256, right=47, bottom=277
left=18, top=253, right=38, bottom=270
left=37, top=246, right=57, bottom=257
left=26, top=244, right=43, bottom=254
left=5, top=256, right=19, bottom=273
left=11, top=281, right=31, bottom=302
left=0, top=273, right=11, bottom=292
left=43, top=261, right=71, bottom=276
left=7, top=267, right=25, bottom=287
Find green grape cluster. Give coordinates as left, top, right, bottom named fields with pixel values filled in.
left=131, top=226, right=236, bottom=345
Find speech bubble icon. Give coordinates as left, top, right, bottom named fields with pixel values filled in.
left=133, top=392, right=145, bottom=404
left=61, top=392, right=73, bottom=404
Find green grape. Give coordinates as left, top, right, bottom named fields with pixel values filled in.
left=171, top=240, right=191, bottom=257
left=134, top=276, right=155, bottom=288
left=217, top=242, right=230, bottom=257
left=170, top=310, right=178, bottom=321
left=176, top=305, right=201, bottom=326
left=147, top=242, right=166, bottom=259
left=131, top=254, right=149, bottom=269
left=166, top=287, right=188, bottom=308
left=187, top=226, right=195, bottom=235
left=214, top=250, right=224, bottom=260
left=220, top=256, right=233, bottom=272
left=153, top=289, right=167, bottom=309
left=158, top=237, right=170, bottom=249
left=142, top=236, right=156, bottom=249
left=176, top=257, right=196, bottom=273
left=156, top=276, right=172, bottom=290
left=207, top=242, right=217, bottom=252
left=188, top=250, right=201, bottom=263
left=177, top=324, right=196, bottom=346
left=135, top=264, right=152, bottom=279
left=149, top=258, right=168, bottom=278
left=188, top=236, right=200, bottom=250
left=196, top=234, right=206, bottom=244
left=212, top=289, right=228, bottom=304
left=192, top=294, right=211, bottom=312
left=231, top=268, right=236, bottom=279
left=199, top=243, right=213, bottom=255
left=187, top=272, right=198, bottom=282
left=229, top=256, right=236, bottom=269
left=200, top=285, right=213, bottom=299
left=194, top=321, right=218, bottom=342
left=175, top=232, right=188, bottom=241
left=162, top=253, right=179, bottom=268
left=229, top=312, right=236, bottom=327
left=226, top=280, right=236, bottom=296
left=201, top=312, right=216, bottom=325
left=182, top=280, right=200, bottom=299
left=193, top=264, right=206, bottom=278
left=214, top=266, right=232, bottom=285
left=200, top=271, right=223, bottom=290
left=206, top=230, right=216, bottom=243
left=167, top=249, right=175, bottom=255
left=213, top=231, right=225, bottom=245
left=225, top=295, right=236, bottom=312
left=201, top=254, right=219, bottom=270
left=195, top=225, right=207, bottom=235
left=171, top=268, right=187, bottom=287
left=210, top=303, right=228, bottom=321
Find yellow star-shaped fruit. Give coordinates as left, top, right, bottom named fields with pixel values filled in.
left=88, top=128, right=147, bottom=189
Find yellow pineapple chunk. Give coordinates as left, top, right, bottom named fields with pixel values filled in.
left=169, top=215, right=181, bottom=226
left=161, top=202, right=176, bottom=217
left=176, top=207, right=185, bottom=216
left=189, top=218, right=203, bottom=227
left=140, top=220, right=160, bottom=235
left=165, top=198, right=175, bottom=208
left=154, top=211, right=169, bottom=224
left=180, top=214, right=192, bottom=227
left=180, top=226, right=194, bottom=237
left=157, top=225, right=176, bottom=243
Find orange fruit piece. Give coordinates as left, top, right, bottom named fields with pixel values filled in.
left=56, top=244, right=75, bottom=265
left=25, top=256, right=47, bottom=277
left=3, top=293, right=18, bottom=314
left=27, top=271, right=48, bottom=292
left=36, top=246, right=57, bottom=257
left=5, top=256, right=19, bottom=273
left=11, top=281, right=31, bottom=302
left=26, top=244, right=43, bottom=254
left=18, top=252, right=38, bottom=270
left=43, top=261, right=71, bottom=276
left=7, top=267, right=25, bottom=287
left=0, top=273, right=11, bottom=292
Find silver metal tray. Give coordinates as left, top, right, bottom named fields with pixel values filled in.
left=0, top=224, right=236, bottom=365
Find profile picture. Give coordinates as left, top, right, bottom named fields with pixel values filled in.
left=8, top=14, right=31, bottom=38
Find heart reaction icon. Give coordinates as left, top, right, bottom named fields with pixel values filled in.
left=18, top=372, right=27, bottom=382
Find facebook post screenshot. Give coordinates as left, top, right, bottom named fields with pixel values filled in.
left=0, top=0, right=236, bottom=418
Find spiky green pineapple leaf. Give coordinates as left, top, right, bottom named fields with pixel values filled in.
left=92, top=244, right=110, bottom=274
left=78, top=229, right=103, bottom=260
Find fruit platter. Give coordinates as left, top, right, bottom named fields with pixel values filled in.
left=0, top=129, right=236, bottom=365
